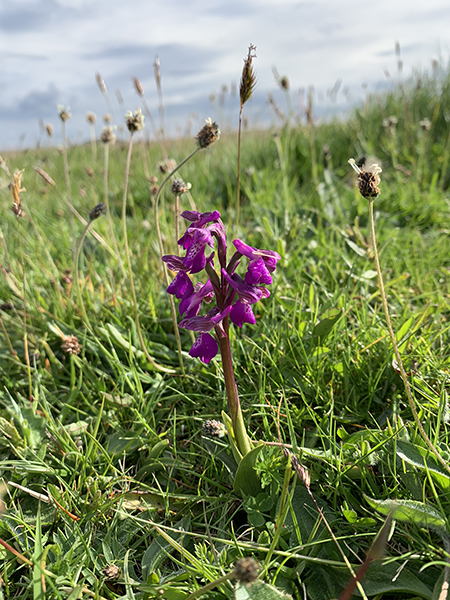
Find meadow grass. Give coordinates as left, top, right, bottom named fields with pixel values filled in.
left=1, top=65, right=450, bottom=599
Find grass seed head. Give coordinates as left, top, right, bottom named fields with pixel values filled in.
left=240, top=44, right=257, bottom=107
left=89, top=202, right=106, bottom=221
left=125, top=108, right=145, bottom=133
left=201, top=419, right=226, bottom=438
left=45, top=123, right=53, bottom=137
left=102, top=564, right=121, bottom=581
left=195, top=118, right=220, bottom=149
left=57, top=105, right=72, bottom=122
left=348, top=158, right=382, bottom=199
left=96, top=72, right=107, bottom=95
left=61, top=335, right=81, bottom=356
left=133, top=76, right=144, bottom=96
left=86, top=112, right=96, bottom=124
left=100, top=126, right=117, bottom=145
left=233, top=557, right=260, bottom=584
left=171, top=179, right=191, bottom=195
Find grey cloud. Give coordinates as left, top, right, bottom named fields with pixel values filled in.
left=0, top=0, right=85, bottom=33
left=3, top=84, right=61, bottom=120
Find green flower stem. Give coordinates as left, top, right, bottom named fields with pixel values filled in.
left=154, top=147, right=200, bottom=375
left=368, top=198, right=450, bottom=476
left=185, top=572, right=232, bottom=600
left=73, top=220, right=93, bottom=329
left=122, top=133, right=174, bottom=374
left=103, top=142, right=126, bottom=278
left=235, top=105, right=244, bottom=237
left=218, top=317, right=252, bottom=456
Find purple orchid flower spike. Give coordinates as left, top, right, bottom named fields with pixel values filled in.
left=163, top=208, right=281, bottom=459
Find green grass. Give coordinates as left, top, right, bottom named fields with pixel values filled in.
left=1, top=66, right=450, bottom=600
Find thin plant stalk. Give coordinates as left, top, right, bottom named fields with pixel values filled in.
left=61, top=120, right=75, bottom=256
left=235, top=105, right=244, bottom=237
left=121, top=134, right=173, bottom=373
left=368, top=198, right=450, bottom=475
left=73, top=221, right=94, bottom=330
left=103, top=142, right=126, bottom=278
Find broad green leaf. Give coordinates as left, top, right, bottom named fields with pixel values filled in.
left=312, top=308, right=342, bottom=339
left=234, top=444, right=264, bottom=497
left=365, top=496, right=448, bottom=532
left=396, top=440, right=450, bottom=489
left=235, top=580, right=292, bottom=600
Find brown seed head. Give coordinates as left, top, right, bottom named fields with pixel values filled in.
left=280, top=76, right=290, bottom=91
left=348, top=158, right=382, bottom=199
left=233, top=557, right=260, bottom=585
left=103, top=113, right=112, bottom=124
left=133, top=77, right=144, bottom=96
left=100, top=126, right=117, bottom=145
left=158, top=158, right=176, bottom=174
left=195, top=118, right=220, bottom=149
left=201, top=419, right=226, bottom=438
left=89, top=202, right=106, bottom=221
left=125, top=108, right=145, bottom=133
left=11, top=169, right=25, bottom=218
left=61, top=335, right=81, bottom=356
left=86, top=112, right=96, bottom=125
left=45, top=123, right=53, bottom=137
left=419, top=118, right=431, bottom=131
left=240, top=44, right=257, bottom=107
left=102, top=564, right=121, bottom=581
left=171, top=179, right=191, bottom=195
left=57, top=105, right=72, bottom=122
left=96, top=72, right=107, bottom=96
left=290, top=454, right=311, bottom=489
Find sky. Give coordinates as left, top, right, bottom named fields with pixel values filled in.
left=1, top=0, right=449, bottom=149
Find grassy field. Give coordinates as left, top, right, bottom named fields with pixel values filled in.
left=1, top=65, right=450, bottom=600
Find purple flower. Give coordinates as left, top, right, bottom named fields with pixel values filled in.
left=167, top=271, right=194, bottom=299
left=222, top=269, right=269, bottom=304
left=179, top=280, right=214, bottom=318
left=233, top=239, right=281, bottom=285
left=230, top=300, right=256, bottom=327
left=162, top=254, right=187, bottom=272
left=182, top=228, right=215, bottom=274
left=189, top=333, right=218, bottom=363
left=179, top=306, right=232, bottom=333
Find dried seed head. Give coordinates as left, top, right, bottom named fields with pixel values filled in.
left=100, top=126, right=117, bottom=145
left=45, top=123, right=53, bottom=137
left=348, top=158, right=382, bottom=199
left=96, top=72, right=107, bottom=95
left=382, top=116, right=398, bottom=128
left=89, top=202, right=106, bottom=221
left=86, top=112, right=96, bottom=125
left=240, top=44, right=257, bottom=107
left=61, top=335, right=81, bottom=356
left=102, top=564, right=120, bottom=581
left=133, top=76, right=144, bottom=96
left=125, top=108, right=145, bottom=133
left=201, top=419, right=227, bottom=438
left=195, top=118, right=220, bottom=149
left=233, top=557, right=260, bottom=584
left=158, top=158, right=176, bottom=174
left=34, top=166, right=56, bottom=187
left=171, top=179, right=191, bottom=195
left=280, top=76, right=290, bottom=91
left=290, top=454, right=311, bottom=489
left=57, top=105, right=72, bottom=122
left=419, top=118, right=431, bottom=131
left=11, top=169, right=25, bottom=218
left=103, top=113, right=112, bottom=124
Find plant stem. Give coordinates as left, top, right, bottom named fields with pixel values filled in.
left=368, top=199, right=450, bottom=475
left=103, top=142, right=126, bottom=278
left=217, top=318, right=252, bottom=456
left=61, top=120, right=74, bottom=257
left=235, top=105, right=243, bottom=237
left=122, top=134, right=174, bottom=373
left=185, top=573, right=232, bottom=600
left=73, top=220, right=93, bottom=329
